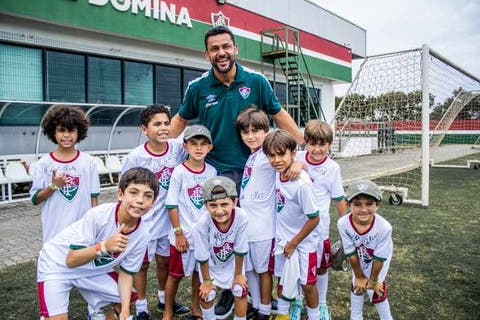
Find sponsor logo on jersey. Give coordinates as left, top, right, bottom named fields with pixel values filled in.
left=239, top=86, right=251, bottom=99
left=275, top=189, right=285, bottom=213
left=188, top=183, right=204, bottom=210
left=59, top=173, right=80, bottom=202
left=156, top=166, right=174, bottom=190
left=213, top=241, right=234, bottom=262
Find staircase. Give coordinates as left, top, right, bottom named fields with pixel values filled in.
left=260, top=26, right=324, bottom=127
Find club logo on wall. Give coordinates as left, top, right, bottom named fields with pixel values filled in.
left=211, top=11, right=230, bottom=27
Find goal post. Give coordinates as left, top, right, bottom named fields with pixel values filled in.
left=332, top=45, right=480, bottom=206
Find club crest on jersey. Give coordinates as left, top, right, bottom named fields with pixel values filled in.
left=239, top=86, right=251, bottom=99
left=241, top=166, right=252, bottom=190
left=357, top=245, right=374, bottom=265
left=213, top=241, right=234, bottom=262
left=188, top=184, right=204, bottom=210
left=59, top=173, right=80, bottom=202
left=275, top=189, right=285, bottom=213
left=156, top=166, right=174, bottom=190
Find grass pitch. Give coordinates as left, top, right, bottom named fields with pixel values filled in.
left=0, top=166, right=478, bottom=319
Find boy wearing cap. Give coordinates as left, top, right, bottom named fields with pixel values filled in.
left=163, top=125, right=217, bottom=320
left=195, top=176, right=249, bottom=320
left=121, top=105, right=189, bottom=319
left=337, top=180, right=393, bottom=320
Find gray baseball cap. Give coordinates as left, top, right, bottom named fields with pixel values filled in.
left=183, top=125, right=212, bottom=144
left=203, top=176, right=238, bottom=202
left=346, top=180, right=382, bottom=202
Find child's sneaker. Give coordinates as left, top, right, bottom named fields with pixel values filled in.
left=319, top=304, right=331, bottom=320
left=135, top=311, right=150, bottom=320
left=289, top=298, right=303, bottom=320
left=87, top=310, right=106, bottom=320
left=275, top=314, right=290, bottom=320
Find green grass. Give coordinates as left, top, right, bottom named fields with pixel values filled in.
left=1, top=167, right=479, bottom=319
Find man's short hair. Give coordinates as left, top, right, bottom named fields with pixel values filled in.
left=204, top=25, right=235, bottom=49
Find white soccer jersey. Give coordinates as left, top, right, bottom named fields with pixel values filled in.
left=275, top=171, right=320, bottom=252
left=337, top=213, right=393, bottom=281
left=121, top=140, right=187, bottom=240
left=165, top=162, right=217, bottom=246
left=30, top=151, right=101, bottom=242
left=296, top=151, right=345, bottom=240
left=37, top=203, right=150, bottom=282
left=194, top=208, right=248, bottom=288
left=239, top=148, right=276, bottom=241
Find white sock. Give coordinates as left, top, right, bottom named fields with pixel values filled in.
left=316, top=272, right=328, bottom=304
left=259, top=303, right=271, bottom=316
left=350, top=291, right=364, bottom=320
left=158, top=290, right=165, bottom=304
left=234, top=316, right=246, bottom=320
left=375, top=299, right=393, bottom=320
left=277, top=298, right=290, bottom=315
left=135, top=298, right=148, bottom=314
left=306, top=305, right=320, bottom=320
left=246, top=270, right=260, bottom=309
left=201, top=305, right=215, bottom=320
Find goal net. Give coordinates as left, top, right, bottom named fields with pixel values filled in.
left=332, top=46, right=480, bottom=206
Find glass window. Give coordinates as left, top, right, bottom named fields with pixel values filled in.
left=46, top=51, right=86, bottom=102
left=273, top=81, right=287, bottom=105
left=183, top=69, right=204, bottom=93
left=124, top=61, right=153, bottom=105
left=88, top=56, right=121, bottom=104
left=0, top=44, right=43, bottom=101
left=155, top=65, right=181, bottom=115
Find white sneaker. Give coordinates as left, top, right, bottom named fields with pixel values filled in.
left=87, top=310, right=106, bottom=320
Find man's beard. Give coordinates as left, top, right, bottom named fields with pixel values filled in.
left=211, top=55, right=235, bottom=74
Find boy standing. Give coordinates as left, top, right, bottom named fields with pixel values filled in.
left=30, top=104, right=100, bottom=243
left=338, top=180, right=393, bottom=320
left=121, top=105, right=189, bottom=319
left=296, top=120, right=347, bottom=320
left=195, top=176, right=249, bottom=320
left=263, top=129, right=321, bottom=320
left=36, top=167, right=159, bottom=320
left=163, top=125, right=217, bottom=320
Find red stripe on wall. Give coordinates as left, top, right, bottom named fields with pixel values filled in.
left=171, top=0, right=351, bottom=63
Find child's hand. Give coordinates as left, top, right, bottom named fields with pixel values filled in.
left=175, top=233, right=189, bottom=253
left=199, top=281, right=215, bottom=302
left=105, top=223, right=128, bottom=253
left=284, top=241, right=297, bottom=258
left=283, top=161, right=303, bottom=181
left=51, top=169, right=68, bottom=188
left=232, top=274, right=248, bottom=292
left=353, top=276, right=368, bottom=294
left=367, top=280, right=384, bottom=297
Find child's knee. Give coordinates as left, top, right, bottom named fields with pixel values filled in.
left=317, top=267, right=327, bottom=275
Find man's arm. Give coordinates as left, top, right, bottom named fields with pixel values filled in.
left=169, top=113, right=189, bottom=138
left=271, top=108, right=304, bottom=144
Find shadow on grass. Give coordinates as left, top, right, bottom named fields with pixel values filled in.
left=0, top=167, right=478, bottom=319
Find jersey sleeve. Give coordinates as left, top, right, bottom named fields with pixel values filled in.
left=178, top=83, right=199, bottom=120
left=330, top=163, right=345, bottom=201
left=120, top=152, right=137, bottom=176
left=337, top=215, right=356, bottom=257
left=68, top=209, right=99, bottom=249
left=298, top=182, right=320, bottom=218
left=165, top=167, right=182, bottom=208
left=29, top=159, right=47, bottom=203
left=373, top=222, right=393, bottom=261
left=194, top=216, right=211, bottom=263
left=89, top=157, right=101, bottom=197
left=234, top=210, right=248, bottom=256
left=259, top=76, right=282, bottom=115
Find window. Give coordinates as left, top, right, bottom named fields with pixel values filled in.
left=155, top=65, right=181, bottom=114
left=0, top=44, right=43, bottom=101
left=46, top=51, right=85, bottom=102
left=88, top=56, right=121, bottom=104
left=183, top=69, right=204, bottom=93
left=124, top=61, right=153, bottom=105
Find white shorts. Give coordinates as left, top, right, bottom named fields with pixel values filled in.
left=38, top=272, right=128, bottom=318
left=245, top=239, right=274, bottom=273
left=146, top=235, right=170, bottom=261
left=198, top=259, right=246, bottom=290
left=169, top=245, right=197, bottom=278
left=274, top=250, right=317, bottom=286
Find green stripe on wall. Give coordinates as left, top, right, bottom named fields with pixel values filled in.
left=1, top=0, right=351, bottom=81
